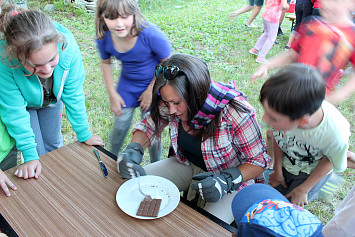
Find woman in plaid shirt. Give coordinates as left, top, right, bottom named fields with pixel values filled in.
left=118, top=54, right=270, bottom=223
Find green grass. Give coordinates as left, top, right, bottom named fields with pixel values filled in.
left=29, top=0, right=354, bottom=225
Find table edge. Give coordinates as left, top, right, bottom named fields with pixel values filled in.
left=0, top=145, right=237, bottom=236
left=94, top=145, right=237, bottom=234
left=0, top=213, right=19, bottom=237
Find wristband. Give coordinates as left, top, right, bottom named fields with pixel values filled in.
left=128, top=142, right=144, bottom=156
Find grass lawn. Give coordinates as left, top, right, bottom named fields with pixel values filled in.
left=29, top=0, right=354, bottom=225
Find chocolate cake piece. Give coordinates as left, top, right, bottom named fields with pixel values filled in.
left=136, top=196, right=162, bottom=217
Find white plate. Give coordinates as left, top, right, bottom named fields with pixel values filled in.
left=116, top=175, right=180, bottom=219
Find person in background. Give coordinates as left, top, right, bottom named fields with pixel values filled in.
left=276, top=0, right=291, bottom=36
left=260, top=64, right=350, bottom=207
left=0, top=7, right=104, bottom=180
left=311, top=0, right=322, bottom=15
left=118, top=54, right=270, bottom=223
left=95, top=0, right=172, bottom=161
left=323, top=184, right=355, bottom=237
left=285, top=0, right=313, bottom=49
left=229, top=0, right=264, bottom=27
left=249, top=0, right=289, bottom=63
left=251, top=0, right=355, bottom=102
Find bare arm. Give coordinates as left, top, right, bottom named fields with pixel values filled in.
left=238, top=163, right=265, bottom=181
left=251, top=50, right=297, bottom=83
left=281, top=0, right=289, bottom=10
left=269, top=136, right=288, bottom=188
left=326, top=73, right=355, bottom=105
left=131, top=130, right=151, bottom=149
left=101, top=59, right=116, bottom=98
left=286, top=156, right=332, bottom=207
left=138, top=54, right=172, bottom=112
left=272, top=136, right=284, bottom=173
left=267, top=49, right=297, bottom=70
left=138, top=77, right=155, bottom=112
left=100, top=59, right=126, bottom=116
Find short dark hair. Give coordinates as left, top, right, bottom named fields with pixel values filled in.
left=259, top=63, right=326, bottom=120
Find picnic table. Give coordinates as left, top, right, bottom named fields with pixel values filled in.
left=0, top=141, right=237, bottom=236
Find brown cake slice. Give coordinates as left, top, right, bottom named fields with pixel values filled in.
left=136, top=195, right=162, bottom=217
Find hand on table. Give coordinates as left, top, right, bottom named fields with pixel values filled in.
left=117, top=142, right=145, bottom=179
left=286, top=186, right=309, bottom=208
left=14, top=160, right=42, bottom=179
left=84, top=134, right=104, bottom=147
left=0, top=169, right=17, bottom=197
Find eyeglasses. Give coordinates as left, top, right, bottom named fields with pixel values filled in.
left=26, top=52, right=59, bottom=70
left=155, top=65, right=185, bottom=80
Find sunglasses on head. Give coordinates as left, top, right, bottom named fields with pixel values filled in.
left=155, top=65, right=185, bottom=80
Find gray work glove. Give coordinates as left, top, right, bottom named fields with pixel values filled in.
left=191, top=168, right=243, bottom=203
left=117, top=142, right=146, bottom=179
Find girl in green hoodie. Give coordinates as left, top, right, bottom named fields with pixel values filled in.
left=0, top=7, right=104, bottom=181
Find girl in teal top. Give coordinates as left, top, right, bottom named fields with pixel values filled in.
left=0, top=7, right=103, bottom=181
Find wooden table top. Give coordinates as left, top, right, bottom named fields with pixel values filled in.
left=0, top=142, right=234, bottom=237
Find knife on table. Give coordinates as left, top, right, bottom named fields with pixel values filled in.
left=94, top=149, right=108, bottom=178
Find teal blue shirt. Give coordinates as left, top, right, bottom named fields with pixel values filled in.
left=0, top=23, right=92, bottom=162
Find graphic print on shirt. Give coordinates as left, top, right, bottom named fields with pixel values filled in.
left=274, top=131, right=321, bottom=168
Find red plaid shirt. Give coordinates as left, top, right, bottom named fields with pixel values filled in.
left=133, top=97, right=270, bottom=187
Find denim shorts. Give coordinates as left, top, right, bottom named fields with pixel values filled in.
left=248, top=0, right=264, bottom=6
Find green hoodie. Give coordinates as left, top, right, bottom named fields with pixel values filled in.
left=0, top=22, right=92, bottom=162
left=0, top=119, right=15, bottom=163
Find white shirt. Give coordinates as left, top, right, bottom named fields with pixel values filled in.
left=273, top=101, right=350, bottom=175
left=323, top=184, right=355, bottom=236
